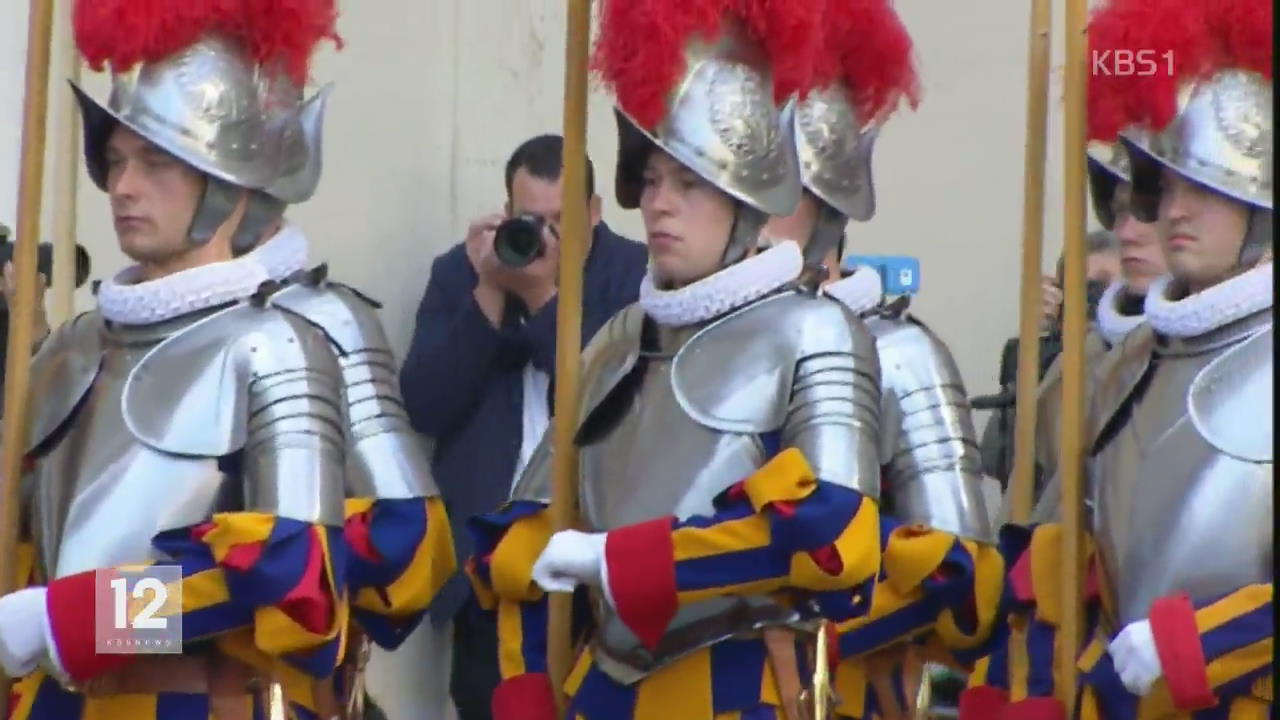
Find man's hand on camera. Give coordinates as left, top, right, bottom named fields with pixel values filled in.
left=1039, top=274, right=1063, bottom=333
left=502, top=222, right=559, bottom=314
left=464, top=213, right=509, bottom=328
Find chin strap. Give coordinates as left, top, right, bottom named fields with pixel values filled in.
left=803, top=201, right=849, bottom=275
left=719, top=202, right=768, bottom=268
left=188, top=177, right=287, bottom=255
left=1238, top=208, right=1272, bottom=269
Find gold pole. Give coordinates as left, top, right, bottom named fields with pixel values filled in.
left=1056, top=0, right=1089, bottom=712
left=548, top=0, right=593, bottom=712
left=1008, top=0, right=1053, bottom=525
left=50, top=0, right=81, bottom=325
left=0, top=0, right=57, bottom=712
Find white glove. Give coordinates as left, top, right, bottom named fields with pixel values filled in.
left=532, top=530, right=608, bottom=594
left=1109, top=619, right=1162, bottom=696
left=0, top=587, right=51, bottom=678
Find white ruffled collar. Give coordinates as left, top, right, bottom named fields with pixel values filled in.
left=97, top=225, right=310, bottom=325
left=639, top=241, right=804, bottom=326
left=1095, top=281, right=1147, bottom=345
left=1144, top=262, right=1273, bottom=338
left=822, top=266, right=884, bottom=315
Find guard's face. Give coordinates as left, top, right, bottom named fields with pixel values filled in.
left=105, top=126, right=204, bottom=267
left=1158, top=168, right=1249, bottom=292
left=639, top=150, right=735, bottom=288
left=1110, top=183, right=1166, bottom=295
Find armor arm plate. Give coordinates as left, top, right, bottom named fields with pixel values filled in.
left=596, top=448, right=883, bottom=649
left=833, top=319, right=1006, bottom=661
left=872, top=318, right=993, bottom=543
left=780, top=322, right=883, bottom=498
left=270, top=283, right=456, bottom=646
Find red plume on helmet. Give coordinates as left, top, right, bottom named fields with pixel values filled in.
left=73, top=0, right=343, bottom=88
left=817, top=0, right=921, bottom=125
left=1087, top=0, right=1272, bottom=141
left=591, top=0, right=825, bottom=132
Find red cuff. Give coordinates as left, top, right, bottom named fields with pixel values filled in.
left=604, top=517, right=677, bottom=652
left=958, top=685, right=1008, bottom=720
left=1149, top=593, right=1216, bottom=710
left=492, top=673, right=557, bottom=720
left=1000, top=696, right=1065, bottom=720
left=47, top=570, right=136, bottom=683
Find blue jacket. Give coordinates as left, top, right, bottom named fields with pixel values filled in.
left=400, top=221, right=648, bottom=623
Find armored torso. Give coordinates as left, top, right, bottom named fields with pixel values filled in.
left=27, top=311, right=226, bottom=579
left=22, top=297, right=349, bottom=581
left=516, top=286, right=882, bottom=683
left=1088, top=308, right=1272, bottom=626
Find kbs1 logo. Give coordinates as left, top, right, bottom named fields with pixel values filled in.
left=1092, top=49, right=1174, bottom=76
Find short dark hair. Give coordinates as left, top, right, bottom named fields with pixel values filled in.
left=1055, top=230, right=1119, bottom=283
left=504, top=134, right=595, bottom=200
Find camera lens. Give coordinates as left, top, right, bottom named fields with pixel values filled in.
left=493, top=215, right=545, bottom=268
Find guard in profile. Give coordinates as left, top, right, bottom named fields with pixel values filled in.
left=765, top=1, right=1001, bottom=715
left=464, top=0, right=900, bottom=717
left=0, top=2, right=454, bottom=718
left=963, top=0, right=1273, bottom=717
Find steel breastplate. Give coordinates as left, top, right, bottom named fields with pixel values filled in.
left=1090, top=312, right=1273, bottom=626
left=577, top=319, right=802, bottom=684
left=29, top=312, right=233, bottom=580
left=579, top=349, right=768, bottom=529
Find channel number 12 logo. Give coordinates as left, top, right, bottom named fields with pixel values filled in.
left=95, top=565, right=183, bottom=654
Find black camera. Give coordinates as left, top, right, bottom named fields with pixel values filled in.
left=0, top=223, right=92, bottom=292
left=493, top=213, right=550, bottom=269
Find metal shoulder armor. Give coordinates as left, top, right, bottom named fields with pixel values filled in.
left=18, top=312, right=103, bottom=453
left=672, top=291, right=883, bottom=499
left=1188, top=323, right=1272, bottom=463
left=123, top=299, right=346, bottom=524
left=867, top=314, right=992, bottom=542
left=271, top=281, right=440, bottom=500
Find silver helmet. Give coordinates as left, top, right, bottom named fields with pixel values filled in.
left=794, top=86, right=879, bottom=225
left=1121, top=69, right=1272, bottom=265
left=74, top=33, right=332, bottom=253
left=1121, top=70, right=1272, bottom=217
left=608, top=18, right=803, bottom=268
left=1085, top=139, right=1133, bottom=230
left=789, top=0, right=919, bottom=268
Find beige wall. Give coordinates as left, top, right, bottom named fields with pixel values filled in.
left=1, top=1, right=1094, bottom=715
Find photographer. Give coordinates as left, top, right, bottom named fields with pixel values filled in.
left=399, top=134, right=647, bottom=720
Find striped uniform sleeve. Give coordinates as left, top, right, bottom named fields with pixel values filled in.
left=832, top=517, right=1009, bottom=664
left=465, top=501, right=558, bottom=720
left=954, top=522, right=1106, bottom=720
left=43, top=512, right=348, bottom=687
left=1145, top=584, right=1272, bottom=712
left=343, top=495, right=456, bottom=649
left=598, top=448, right=881, bottom=652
